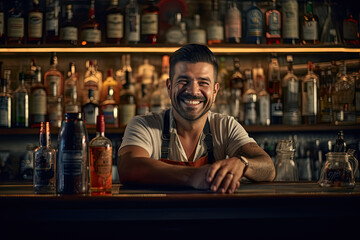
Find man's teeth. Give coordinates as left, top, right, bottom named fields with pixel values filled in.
left=184, top=99, right=201, bottom=105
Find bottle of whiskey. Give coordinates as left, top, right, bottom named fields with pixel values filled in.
left=80, top=0, right=101, bottom=45
left=45, top=0, right=60, bottom=43
left=27, top=0, right=43, bottom=45
left=44, top=52, right=63, bottom=97
left=89, top=113, right=113, bottom=193
left=265, top=0, right=281, bottom=44
left=33, top=122, right=56, bottom=194
left=106, top=0, right=123, bottom=44
left=207, top=0, right=224, bottom=45
left=0, top=77, right=11, bottom=128
left=282, top=0, right=299, bottom=44
left=141, top=0, right=159, bottom=44
left=59, top=4, right=78, bottom=45
left=230, top=57, right=245, bottom=122
left=7, top=0, right=25, bottom=44
left=246, top=0, right=263, bottom=44
left=301, top=0, right=319, bottom=45
left=13, top=72, right=29, bottom=127
left=101, top=86, right=119, bottom=128
left=30, top=67, right=47, bottom=128
left=101, top=69, right=121, bottom=104
left=189, top=14, right=206, bottom=45
left=82, top=89, right=99, bottom=128
left=301, top=61, right=319, bottom=125
left=125, top=0, right=140, bottom=44
left=225, top=1, right=241, bottom=43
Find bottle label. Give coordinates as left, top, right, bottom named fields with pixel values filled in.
left=226, top=8, right=241, bottom=38
left=60, top=26, right=78, bottom=41
left=302, top=81, right=316, bottom=115
left=15, top=92, right=27, bottom=120
left=34, top=152, right=55, bottom=186
left=28, top=12, right=43, bottom=38
left=268, top=11, right=280, bottom=36
left=81, top=29, right=101, bottom=43
left=302, top=21, right=318, bottom=40
left=120, top=104, right=136, bottom=125
left=0, top=96, right=10, bottom=126
left=46, top=9, right=59, bottom=33
left=343, top=21, right=357, bottom=40
left=141, top=13, right=158, bottom=35
left=83, top=104, right=98, bottom=125
left=7, top=18, right=24, bottom=37
left=46, top=75, right=61, bottom=96
left=127, top=13, right=140, bottom=42
left=107, top=13, right=123, bottom=38
left=166, top=28, right=184, bottom=44
left=189, top=29, right=206, bottom=44
left=31, top=89, right=47, bottom=115
left=0, top=12, right=4, bottom=36
left=259, top=95, right=270, bottom=125
left=62, top=150, right=84, bottom=175
left=271, top=102, right=283, bottom=116
left=282, top=0, right=299, bottom=39
left=207, top=25, right=224, bottom=41
left=247, top=9, right=263, bottom=37
left=103, top=105, right=118, bottom=124
left=65, top=104, right=79, bottom=113
left=90, top=146, right=112, bottom=179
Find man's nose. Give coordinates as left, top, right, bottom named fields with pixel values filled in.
left=185, top=81, right=200, bottom=94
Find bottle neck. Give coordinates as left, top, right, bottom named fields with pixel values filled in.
left=306, top=2, right=313, bottom=14
left=39, top=133, right=50, bottom=147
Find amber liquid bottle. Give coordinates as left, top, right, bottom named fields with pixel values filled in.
left=141, top=0, right=159, bottom=44
left=106, top=0, right=124, bottom=44
left=27, top=0, right=43, bottom=45
left=80, top=0, right=101, bottom=45
left=7, top=0, right=25, bottom=44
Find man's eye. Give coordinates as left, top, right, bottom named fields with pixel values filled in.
left=199, top=81, right=210, bottom=86
left=177, top=79, right=188, bottom=84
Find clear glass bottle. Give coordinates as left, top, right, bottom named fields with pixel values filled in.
left=214, top=56, right=231, bottom=115
left=44, top=52, right=64, bottom=97
left=301, top=61, right=319, bottom=125
left=125, top=0, right=140, bottom=44
left=253, top=63, right=265, bottom=94
left=0, top=77, right=11, bottom=128
left=246, top=0, right=263, bottom=44
left=13, top=72, right=29, bottom=128
left=166, top=13, right=186, bottom=44
left=189, top=14, right=206, bottom=45
left=7, top=0, right=25, bottom=44
left=282, top=0, right=299, bottom=44
left=101, top=86, right=119, bottom=128
left=265, top=0, right=281, bottom=44
left=225, top=1, right=241, bottom=43
left=119, top=67, right=136, bottom=127
left=47, top=81, right=63, bottom=128
left=257, top=81, right=271, bottom=126
left=83, top=60, right=102, bottom=103
left=80, top=0, right=101, bottom=45
left=207, top=0, right=224, bottom=45
left=57, top=112, right=89, bottom=195
left=59, top=4, right=78, bottom=45
left=101, top=69, right=121, bottom=104
left=30, top=67, right=47, bottom=128
left=243, top=69, right=257, bottom=125
left=27, top=0, right=43, bottom=45
left=141, top=0, right=159, bottom=44
left=301, top=0, right=319, bottom=45
left=82, top=89, right=99, bottom=128
left=90, top=113, right=113, bottom=193
left=63, top=62, right=78, bottom=109
left=274, top=139, right=298, bottom=181
left=230, top=58, right=245, bottom=122
left=268, top=54, right=283, bottom=124
left=319, top=67, right=333, bottom=123
left=64, top=85, right=80, bottom=114
left=45, top=0, right=60, bottom=43
left=158, top=55, right=171, bottom=109
left=320, top=0, right=341, bottom=45
left=282, top=55, right=301, bottom=125
left=106, top=0, right=123, bottom=44
left=33, top=122, right=56, bottom=194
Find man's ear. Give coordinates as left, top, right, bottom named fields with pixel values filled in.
left=213, top=82, right=220, bottom=101
left=166, top=78, right=171, bottom=96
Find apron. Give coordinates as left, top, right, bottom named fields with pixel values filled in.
left=159, top=109, right=214, bottom=167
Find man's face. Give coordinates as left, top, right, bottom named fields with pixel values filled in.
left=167, top=61, right=219, bottom=121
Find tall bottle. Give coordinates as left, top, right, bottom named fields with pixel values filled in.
left=319, top=67, right=333, bottom=123
left=246, top=1, right=263, bottom=44
left=141, top=0, right=159, bottom=44
left=119, top=58, right=136, bottom=127
left=342, top=8, right=359, bottom=45
left=33, top=122, right=56, bottom=194
left=80, top=0, right=101, bottom=45
left=45, top=0, right=60, bottom=43
left=27, top=0, right=43, bottom=45
left=47, top=81, right=62, bottom=128
left=101, top=86, right=119, bottom=128
left=0, top=77, right=11, bottom=128
left=189, top=14, right=206, bottom=45
left=30, top=67, right=47, bottom=128
left=225, top=1, right=241, bottom=43
left=44, top=52, right=63, bottom=97
left=125, top=0, right=140, bottom=44
left=243, top=69, right=257, bottom=125
left=282, top=0, right=299, bottom=44
left=0, top=0, right=5, bottom=44
left=7, top=0, right=25, bottom=44
left=257, top=80, right=271, bottom=126
left=214, top=57, right=231, bottom=115
left=282, top=55, right=301, bottom=125
left=82, top=89, right=99, bottom=128
left=302, top=61, right=319, bottom=125
left=13, top=72, right=29, bottom=127
left=90, top=113, right=113, bottom=193
left=320, top=0, right=340, bottom=45
left=229, top=58, right=245, bottom=122
left=106, top=0, right=123, bottom=44
left=158, top=55, right=171, bottom=109
left=265, top=0, right=281, bottom=44
left=268, top=54, right=283, bottom=124
left=301, top=0, right=319, bottom=45
left=59, top=4, right=78, bottom=45
left=207, top=0, right=224, bottom=45
left=63, top=62, right=78, bottom=109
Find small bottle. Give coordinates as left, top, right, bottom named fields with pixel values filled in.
left=57, top=113, right=89, bottom=194
left=33, top=122, right=56, bottom=194
left=265, top=0, right=281, bottom=44
left=101, top=69, right=121, bottom=104
left=30, top=67, right=47, bottom=128
left=47, top=81, right=62, bottom=128
left=301, top=61, right=319, bottom=125
left=80, top=0, right=101, bottom=45
left=333, top=131, right=346, bottom=152
left=225, top=1, right=241, bottom=44
left=136, top=83, right=151, bottom=115
left=82, top=89, right=99, bottom=128
left=0, top=0, right=5, bottom=44
left=282, top=0, right=299, bottom=44
left=243, top=69, right=257, bottom=125
left=301, top=0, right=319, bottom=45
left=207, top=0, right=224, bottom=45
left=89, top=113, right=113, bottom=193
left=13, top=72, right=29, bottom=128
left=246, top=1, right=263, bottom=44
left=45, top=0, right=60, bottom=43
left=0, top=78, right=11, bottom=128
left=27, top=0, right=43, bottom=45
left=188, top=14, right=206, bottom=45
left=101, top=86, right=119, bottom=128
left=119, top=64, right=136, bottom=127
left=106, top=0, right=124, bottom=44
left=125, top=0, right=140, bottom=44
left=166, top=13, right=186, bottom=45
left=44, top=52, right=64, bottom=97
left=7, top=0, right=25, bottom=44
left=141, top=0, right=159, bottom=44
left=59, top=4, right=78, bottom=45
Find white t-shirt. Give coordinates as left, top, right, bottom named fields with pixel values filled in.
left=120, top=108, right=256, bottom=162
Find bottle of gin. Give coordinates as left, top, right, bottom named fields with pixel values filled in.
left=301, top=61, right=319, bottom=125
left=166, top=13, right=186, bottom=44
left=207, top=0, right=224, bottom=45
left=47, top=81, right=62, bottom=128
left=45, top=0, right=60, bottom=43
left=257, top=81, right=271, bottom=126
left=13, top=72, right=29, bottom=127
left=33, top=121, right=56, bottom=194
left=30, top=67, right=47, bottom=128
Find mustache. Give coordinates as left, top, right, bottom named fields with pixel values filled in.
left=179, top=93, right=206, bottom=101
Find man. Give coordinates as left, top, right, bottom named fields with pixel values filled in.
left=118, top=44, right=275, bottom=194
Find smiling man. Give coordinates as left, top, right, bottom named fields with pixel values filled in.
left=118, top=44, right=275, bottom=194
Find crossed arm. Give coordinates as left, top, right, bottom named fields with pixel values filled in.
left=117, top=142, right=275, bottom=194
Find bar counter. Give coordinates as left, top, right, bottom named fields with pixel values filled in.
left=1, top=182, right=359, bottom=239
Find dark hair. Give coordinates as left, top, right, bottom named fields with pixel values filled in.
left=169, top=44, right=218, bottom=82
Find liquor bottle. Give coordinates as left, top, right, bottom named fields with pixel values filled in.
left=150, top=73, right=166, bottom=113
left=33, top=122, right=56, bottom=194
left=83, top=60, right=102, bottom=103
left=0, top=0, right=4, bottom=44
left=3, top=69, right=12, bottom=94
left=57, top=112, right=89, bottom=194
left=257, top=80, right=271, bottom=126
left=355, top=71, right=360, bottom=124
left=63, top=62, right=78, bottom=109
left=166, top=13, right=186, bottom=45
left=47, top=81, right=62, bottom=128
left=0, top=78, right=11, bottom=128
left=141, top=0, right=159, bottom=44
left=214, top=57, right=231, bottom=115
left=301, top=0, right=319, bottom=45
left=302, top=61, right=319, bottom=125
left=207, top=0, right=223, bottom=45
left=80, top=0, right=101, bottom=45
left=101, top=86, right=119, bottom=128
left=106, top=0, right=123, bottom=44
left=246, top=0, right=263, bottom=44
left=82, top=89, right=99, bottom=128
left=333, top=130, right=346, bottom=152
left=119, top=67, right=136, bottom=127
left=136, top=83, right=151, bottom=115
left=89, top=113, right=113, bottom=193
left=27, top=0, right=43, bottom=45
left=7, top=0, right=25, bottom=44
left=30, top=67, right=47, bottom=128
left=188, top=14, right=206, bottom=45
left=282, top=0, right=299, bottom=44
left=159, top=55, right=171, bottom=109
left=59, top=4, right=78, bottom=45
left=13, top=72, right=29, bottom=127
left=45, top=0, right=60, bottom=43
left=282, top=55, right=301, bottom=125
left=225, top=1, right=241, bottom=43
left=24, top=58, right=38, bottom=92
left=125, top=0, right=140, bottom=44
left=252, top=63, right=265, bottom=93
left=342, top=9, right=359, bottom=45
left=230, top=58, right=245, bottom=122
left=319, top=67, right=333, bottom=123
left=243, top=69, right=257, bottom=125
left=320, top=0, right=340, bottom=45
left=44, top=52, right=63, bottom=97
left=265, top=0, right=281, bottom=44
left=101, top=69, right=121, bottom=104
left=64, top=85, right=80, bottom=114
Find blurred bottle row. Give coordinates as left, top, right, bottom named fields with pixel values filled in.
left=0, top=0, right=359, bottom=46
